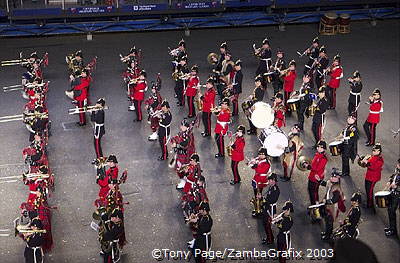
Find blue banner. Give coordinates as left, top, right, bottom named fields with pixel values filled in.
left=226, top=0, right=273, bottom=8
left=69, top=6, right=115, bottom=15
left=174, top=1, right=221, bottom=10
left=12, top=8, right=62, bottom=17
left=121, top=4, right=168, bottom=13
left=0, top=9, right=6, bottom=17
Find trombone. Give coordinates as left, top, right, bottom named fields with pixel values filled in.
left=0, top=112, right=48, bottom=124
left=3, top=84, right=23, bottom=92
left=68, top=105, right=108, bottom=115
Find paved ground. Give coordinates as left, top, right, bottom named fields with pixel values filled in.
left=0, top=20, right=399, bottom=263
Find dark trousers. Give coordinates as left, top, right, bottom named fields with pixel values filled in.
left=272, top=80, right=283, bottom=96
left=315, top=75, right=324, bottom=89
left=308, top=180, right=320, bottom=205
left=202, top=112, right=212, bottom=135
left=214, top=133, right=225, bottom=156
left=312, top=119, right=322, bottom=144
left=277, top=234, right=289, bottom=263
left=263, top=214, right=274, bottom=243
left=365, top=179, right=377, bottom=208
left=324, top=213, right=334, bottom=236
left=77, top=100, right=86, bottom=125
left=248, top=118, right=257, bottom=133
left=326, top=86, right=337, bottom=109
left=134, top=99, right=142, bottom=121
left=388, top=193, right=400, bottom=232
left=187, top=96, right=195, bottom=117
left=341, top=151, right=351, bottom=176
left=348, top=101, right=358, bottom=116
left=94, top=135, right=103, bottom=158
left=284, top=91, right=291, bottom=114
left=159, top=135, right=168, bottom=160
left=231, top=160, right=240, bottom=182
left=297, top=104, right=308, bottom=130
left=175, top=86, right=184, bottom=105
left=232, top=96, right=239, bottom=116
left=363, top=121, right=377, bottom=144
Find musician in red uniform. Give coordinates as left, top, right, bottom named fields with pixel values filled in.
left=282, top=60, right=297, bottom=115
left=66, top=69, right=91, bottom=126
left=200, top=78, right=216, bottom=137
left=173, top=119, right=191, bottom=190
left=185, top=65, right=200, bottom=118
left=307, top=140, right=328, bottom=205
left=106, top=155, right=119, bottom=180
left=214, top=98, right=231, bottom=158
left=250, top=147, right=271, bottom=196
left=183, top=154, right=202, bottom=194
left=273, top=92, right=285, bottom=128
left=361, top=144, right=384, bottom=211
left=326, top=54, right=343, bottom=109
left=131, top=70, right=147, bottom=122
left=363, top=89, right=383, bottom=146
left=229, top=125, right=246, bottom=185
left=145, top=85, right=163, bottom=141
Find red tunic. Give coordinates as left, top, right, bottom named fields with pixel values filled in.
left=273, top=102, right=285, bottom=128
left=328, top=66, right=343, bottom=89
left=283, top=70, right=297, bottom=92
left=365, top=155, right=384, bottom=182
left=183, top=164, right=200, bottom=193
left=97, top=175, right=110, bottom=200
left=185, top=76, right=199, bottom=97
left=214, top=108, right=230, bottom=135
left=252, top=158, right=270, bottom=189
left=202, top=88, right=216, bottom=113
left=106, top=166, right=119, bottom=180
left=133, top=81, right=147, bottom=101
left=73, top=77, right=91, bottom=102
left=366, top=100, right=383, bottom=124
left=308, top=152, right=328, bottom=183
left=231, top=136, right=245, bottom=162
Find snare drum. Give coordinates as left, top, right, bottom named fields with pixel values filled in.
left=338, top=13, right=351, bottom=33
left=322, top=12, right=338, bottom=25
left=329, top=141, right=343, bottom=156
left=287, top=98, right=299, bottom=112
left=374, top=191, right=391, bottom=208
left=320, top=12, right=338, bottom=35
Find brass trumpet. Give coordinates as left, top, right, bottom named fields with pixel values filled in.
left=271, top=211, right=286, bottom=224
left=68, top=105, right=108, bottom=115
left=210, top=106, right=221, bottom=113
left=357, top=155, right=371, bottom=168
left=15, top=225, right=47, bottom=234
left=252, top=44, right=262, bottom=57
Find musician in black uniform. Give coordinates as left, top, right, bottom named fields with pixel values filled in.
left=347, top=70, right=363, bottom=119
left=311, top=86, right=329, bottom=146
left=70, top=50, right=84, bottom=76
left=101, top=209, right=125, bottom=263
left=171, top=39, right=187, bottom=70
left=384, top=159, right=400, bottom=237
left=174, top=56, right=189, bottom=106
left=304, top=37, right=320, bottom=76
left=158, top=101, right=172, bottom=161
left=231, top=60, right=243, bottom=116
left=270, top=48, right=286, bottom=96
left=247, top=75, right=266, bottom=135
left=91, top=98, right=106, bottom=158
left=275, top=201, right=294, bottom=263
left=255, top=38, right=272, bottom=77
left=215, top=42, right=228, bottom=73
left=261, top=173, right=280, bottom=245
left=27, top=106, right=48, bottom=142
left=191, top=202, right=213, bottom=263
left=296, top=75, right=313, bottom=131
left=341, top=114, right=358, bottom=177
left=341, top=192, right=362, bottom=238
left=315, top=46, right=329, bottom=90
left=23, top=218, right=44, bottom=263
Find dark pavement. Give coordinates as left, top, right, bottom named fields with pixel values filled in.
left=0, top=20, right=399, bottom=262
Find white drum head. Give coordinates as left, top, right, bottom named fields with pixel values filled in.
left=287, top=98, right=300, bottom=103
left=263, top=132, right=289, bottom=157
left=251, top=102, right=274, bottom=129
left=375, top=190, right=391, bottom=196
left=329, top=140, right=343, bottom=146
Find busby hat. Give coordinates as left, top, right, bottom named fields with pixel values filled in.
left=268, top=173, right=278, bottom=181
left=107, top=154, right=118, bottom=163
left=178, top=39, right=186, bottom=47
left=258, top=147, right=267, bottom=155
left=319, top=45, right=327, bottom=54
left=75, top=50, right=83, bottom=57
left=373, top=88, right=381, bottom=96
left=276, top=47, right=284, bottom=54
left=237, top=125, right=246, bottom=133
left=191, top=65, right=199, bottom=73
left=317, top=140, right=327, bottom=149
left=129, top=46, right=137, bottom=53
left=199, top=201, right=210, bottom=212
left=161, top=100, right=170, bottom=108
left=139, top=69, right=147, bottom=78
left=289, top=60, right=296, bottom=67
left=372, top=143, right=382, bottom=152
left=334, top=54, right=341, bottom=62
left=30, top=218, right=43, bottom=229
left=206, top=77, right=215, bottom=85
left=352, top=70, right=361, bottom=79
left=274, top=92, right=284, bottom=100
left=179, top=55, right=188, bottom=62
left=351, top=192, right=362, bottom=203
left=39, top=165, right=48, bottom=174
left=220, top=42, right=227, bottom=49
left=221, top=97, right=230, bottom=106
left=181, top=118, right=190, bottom=128
left=235, top=59, right=242, bottom=66
left=312, top=37, right=319, bottom=44
left=283, top=201, right=294, bottom=212
left=262, top=38, right=270, bottom=45
left=29, top=52, right=39, bottom=59
left=190, top=153, right=200, bottom=163
left=255, top=74, right=263, bottom=82
left=110, top=208, right=124, bottom=219
left=96, top=98, right=105, bottom=107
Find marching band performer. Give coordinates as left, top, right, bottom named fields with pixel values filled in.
left=173, top=119, right=191, bottom=189
left=307, top=140, right=328, bottom=205
left=325, top=55, right=343, bottom=110
left=230, top=59, right=243, bottom=116
left=363, top=89, right=383, bottom=146
left=384, top=159, right=400, bottom=237
left=130, top=70, right=147, bottom=122
left=214, top=42, right=228, bottom=72
left=360, top=144, right=384, bottom=212
left=314, top=46, right=329, bottom=90
left=311, top=86, right=329, bottom=146
left=303, top=37, right=320, bottom=77
left=275, top=201, right=294, bottom=263
left=321, top=170, right=346, bottom=241
left=282, top=60, right=297, bottom=115
left=182, top=154, right=202, bottom=194
left=200, top=78, right=216, bottom=137
left=281, top=124, right=303, bottom=182
left=185, top=65, right=200, bottom=118
left=296, top=75, right=313, bottom=131
left=229, top=125, right=246, bottom=185
left=247, top=75, right=266, bottom=135
left=261, top=173, right=280, bottom=244
left=106, top=155, right=119, bottom=181
left=100, top=208, right=126, bottom=263
left=250, top=147, right=271, bottom=196
left=145, top=85, right=163, bottom=141
left=341, top=114, right=359, bottom=177
left=255, top=38, right=272, bottom=77
left=66, top=69, right=91, bottom=126
left=272, top=92, right=286, bottom=128
left=97, top=155, right=118, bottom=202
left=26, top=106, right=49, bottom=142
left=174, top=56, right=189, bottom=106
left=216, top=52, right=234, bottom=101
left=158, top=101, right=172, bottom=161
left=170, top=39, right=187, bottom=70
left=22, top=218, right=44, bottom=263
left=120, top=46, right=140, bottom=65
left=68, top=50, right=84, bottom=76
left=339, top=192, right=362, bottom=239
left=270, top=48, right=286, bottom=96
left=214, top=98, right=231, bottom=158
left=91, top=98, right=106, bottom=158
left=347, top=70, right=363, bottom=118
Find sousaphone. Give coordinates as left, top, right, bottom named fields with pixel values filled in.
left=296, top=155, right=312, bottom=171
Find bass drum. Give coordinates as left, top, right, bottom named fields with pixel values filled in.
left=250, top=102, right=274, bottom=129
left=259, top=126, right=288, bottom=157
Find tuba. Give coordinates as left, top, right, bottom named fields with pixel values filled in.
left=207, top=53, right=219, bottom=65
left=296, top=155, right=312, bottom=171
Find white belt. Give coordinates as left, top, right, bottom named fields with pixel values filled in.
left=343, top=136, right=350, bottom=140
left=30, top=191, right=37, bottom=194
left=258, top=174, right=268, bottom=177
left=203, top=232, right=212, bottom=251
left=159, top=123, right=171, bottom=128
left=268, top=203, right=276, bottom=218
left=350, top=91, right=361, bottom=96
left=137, top=90, right=145, bottom=92
left=369, top=110, right=382, bottom=114
left=261, top=58, right=272, bottom=61
left=94, top=123, right=104, bottom=127
left=217, top=121, right=228, bottom=126
left=283, top=231, right=291, bottom=250
left=27, top=246, right=43, bottom=263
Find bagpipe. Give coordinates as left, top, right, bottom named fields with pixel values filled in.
left=1, top=52, right=48, bottom=67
